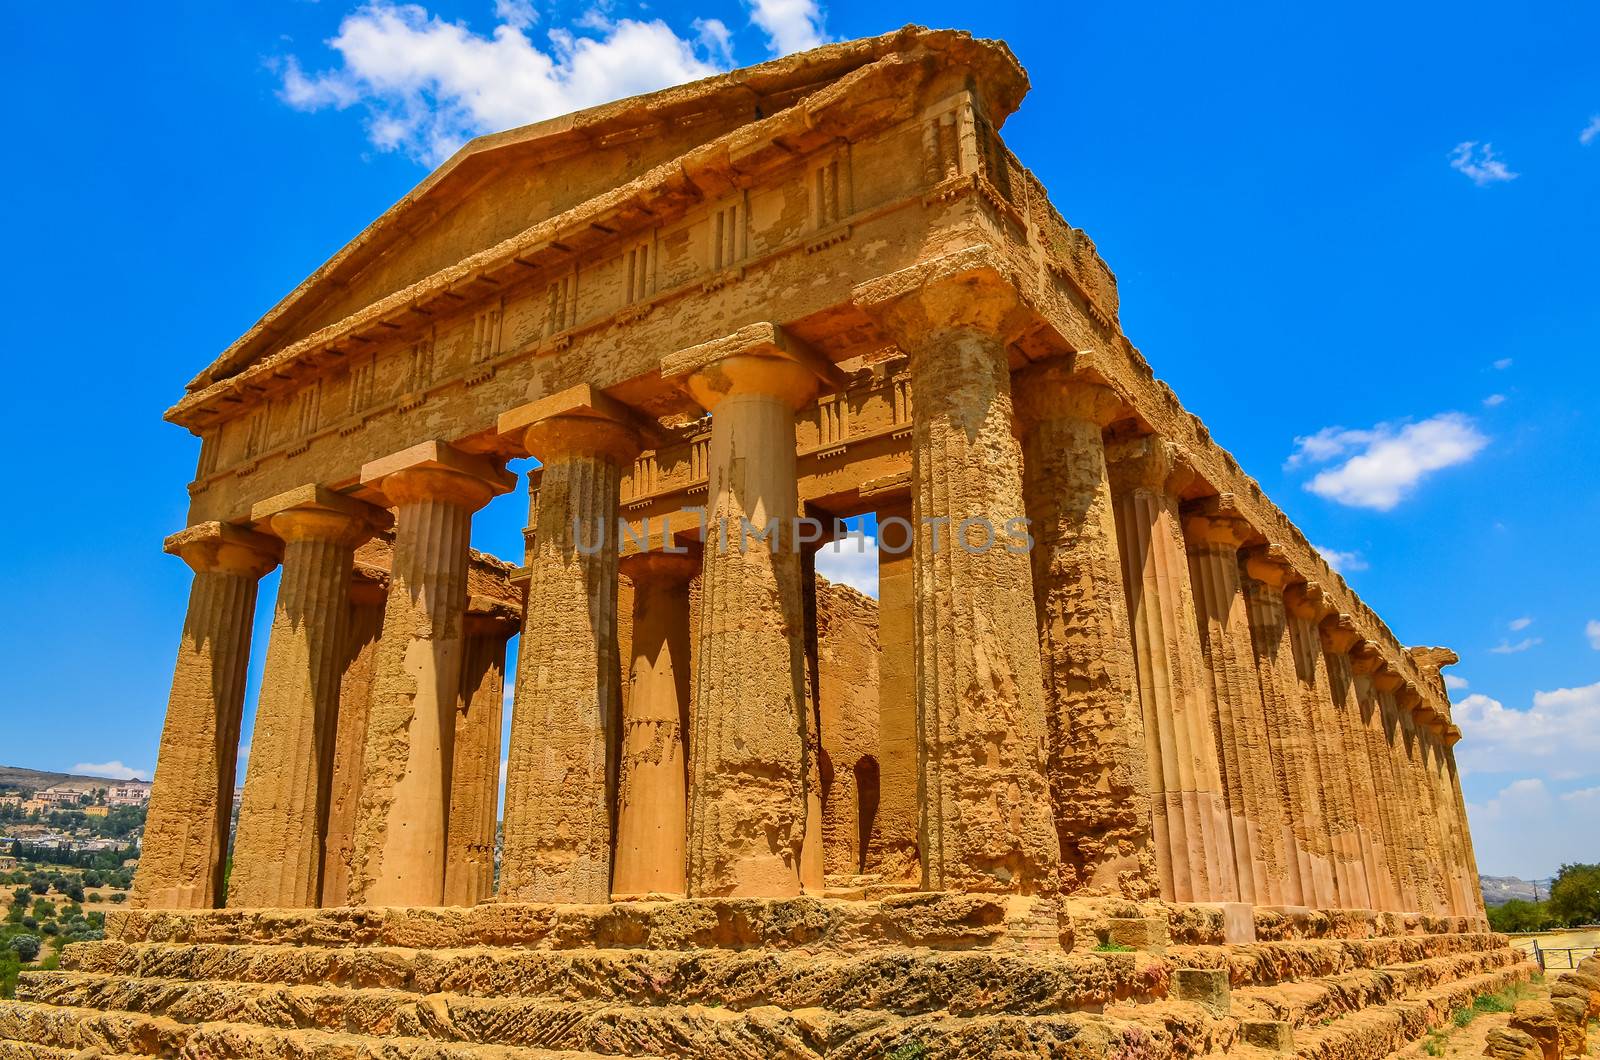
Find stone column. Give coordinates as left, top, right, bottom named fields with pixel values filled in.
left=133, top=523, right=278, bottom=910
left=1441, top=731, right=1484, bottom=918
left=1284, top=584, right=1367, bottom=909
left=1240, top=547, right=1320, bottom=909
left=496, top=388, right=641, bottom=903
left=320, top=563, right=387, bottom=908
left=1015, top=362, right=1153, bottom=898
left=1418, top=713, right=1471, bottom=915
left=348, top=441, right=513, bottom=907
left=868, top=496, right=919, bottom=883
left=799, top=540, right=827, bottom=894
left=443, top=598, right=519, bottom=907
left=854, top=258, right=1060, bottom=898
left=1396, top=700, right=1451, bottom=914
left=1321, top=618, right=1393, bottom=910
left=1373, top=674, right=1433, bottom=914
left=611, top=550, right=697, bottom=897
left=663, top=323, right=834, bottom=898
left=1352, top=652, right=1417, bottom=912
left=1183, top=502, right=1291, bottom=908
left=1106, top=435, right=1233, bottom=904
left=230, top=486, right=387, bottom=909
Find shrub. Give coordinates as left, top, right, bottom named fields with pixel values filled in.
left=8, top=935, right=40, bottom=962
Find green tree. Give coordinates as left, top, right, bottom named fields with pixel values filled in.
left=1487, top=899, right=1552, bottom=933
left=8, top=935, right=40, bottom=962
left=1547, top=863, right=1600, bottom=927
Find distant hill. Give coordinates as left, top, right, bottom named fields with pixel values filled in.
left=1480, top=874, right=1554, bottom=906
left=0, top=764, right=151, bottom=795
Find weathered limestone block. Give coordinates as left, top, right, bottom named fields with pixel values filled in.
left=320, top=561, right=386, bottom=908
left=230, top=485, right=387, bottom=909
left=1398, top=705, right=1452, bottom=914
left=349, top=442, right=514, bottom=907
left=1351, top=656, right=1418, bottom=912
left=664, top=323, right=835, bottom=898
left=497, top=387, right=641, bottom=903
left=1016, top=362, right=1154, bottom=899
left=1183, top=501, right=1290, bottom=909
left=612, top=550, right=697, bottom=898
left=1106, top=434, right=1233, bottom=905
left=1285, top=583, right=1369, bottom=909
left=1550, top=995, right=1588, bottom=1058
left=1240, top=546, right=1320, bottom=909
left=1555, top=969, right=1600, bottom=1017
left=443, top=598, right=519, bottom=907
left=134, top=523, right=278, bottom=911
left=1374, top=675, right=1435, bottom=914
left=1485, top=1027, right=1544, bottom=1060
left=854, top=252, right=1060, bottom=898
left=813, top=575, right=883, bottom=880
left=1172, top=966, right=1230, bottom=1015
left=1509, top=999, right=1563, bottom=1060
left=1240, top=1018, right=1295, bottom=1052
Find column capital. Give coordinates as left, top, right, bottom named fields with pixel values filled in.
left=249, top=484, right=391, bottom=547
left=464, top=595, right=522, bottom=637
left=1318, top=612, right=1362, bottom=654
left=1396, top=685, right=1425, bottom=713
left=360, top=440, right=515, bottom=512
left=619, top=548, right=700, bottom=585
left=164, top=521, right=280, bottom=578
left=1443, top=724, right=1463, bottom=747
left=1242, top=543, right=1296, bottom=588
left=1283, top=580, right=1332, bottom=621
left=1372, top=667, right=1405, bottom=694
left=663, top=322, right=844, bottom=412
left=851, top=244, right=1034, bottom=346
left=497, top=384, right=650, bottom=464
left=1349, top=644, right=1386, bottom=677
left=1105, top=433, right=1195, bottom=497
left=1181, top=494, right=1257, bottom=550
left=1011, top=359, right=1124, bottom=430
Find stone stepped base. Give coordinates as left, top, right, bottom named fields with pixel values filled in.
left=0, top=897, right=1526, bottom=1059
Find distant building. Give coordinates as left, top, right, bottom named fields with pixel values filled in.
left=108, top=784, right=149, bottom=806
left=36, top=788, right=83, bottom=807
left=83, top=805, right=110, bottom=818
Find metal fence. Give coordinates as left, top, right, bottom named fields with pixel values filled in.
left=1522, top=940, right=1599, bottom=971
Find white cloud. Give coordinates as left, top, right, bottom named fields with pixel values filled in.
left=1586, top=619, right=1600, bottom=650
left=1314, top=544, right=1368, bottom=574
left=493, top=0, right=537, bottom=30
left=1490, top=637, right=1541, bottom=655
left=279, top=1, right=728, bottom=164
left=1509, top=616, right=1533, bottom=632
left=1493, top=358, right=1513, bottom=370
left=1483, top=393, right=1506, bottom=407
left=1455, top=681, right=1600, bottom=779
left=235, top=743, right=251, bottom=785
left=72, top=761, right=150, bottom=782
left=1467, top=778, right=1600, bottom=877
left=1444, top=673, right=1470, bottom=691
left=1449, top=141, right=1518, bottom=186
left=747, top=0, right=827, bottom=56
left=1581, top=116, right=1600, bottom=146
left=693, top=17, right=734, bottom=65
left=815, top=529, right=879, bottom=597
left=1286, top=412, right=1489, bottom=511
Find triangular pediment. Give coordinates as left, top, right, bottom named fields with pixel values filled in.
left=186, top=26, right=1025, bottom=395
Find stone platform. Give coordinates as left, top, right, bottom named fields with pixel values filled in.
left=0, top=896, right=1528, bottom=1059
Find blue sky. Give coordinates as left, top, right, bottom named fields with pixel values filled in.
left=2, top=1, right=1596, bottom=878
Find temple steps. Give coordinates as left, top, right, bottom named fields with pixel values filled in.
left=1292, top=963, right=1531, bottom=1060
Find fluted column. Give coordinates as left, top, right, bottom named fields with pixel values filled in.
left=1106, top=435, right=1233, bottom=903
left=1015, top=363, right=1153, bottom=898
left=443, top=599, right=519, bottom=907
left=1351, top=653, right=1416, bottom=911
left=134, top=523, right=278, bottom=910
left=1374, top=675, right=1434, bottom=914
left=1319, top=617, right=1386, bottom=909
left=663, top=323, right=831, bottom=898
left=497, top=389, right=642, bottom=903
left=1285, top=585, right=1367, bottom=908
left=1240, top=548, right=1320, bottom=909
left=854, top=258, right=1060, bottom=898
left=1441, top=732, right=1484, bottom=918
left=1397, top=701, right=1451, bottom=913
left=230, top=487, right=386, bottom=909
left=1183, top=504, right=1290, bottom=907
left=867, top=497, right=919, bottom=883
left=349, top=442, right=513, bottom=907
left=1418, top=713, right=1471, bottom=915
left=612, top=550, right=697, bottom=897
left=321, top=564, right=387, bottom=907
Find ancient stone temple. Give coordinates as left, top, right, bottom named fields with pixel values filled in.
left=1, top=26, right=1527, bottom=1060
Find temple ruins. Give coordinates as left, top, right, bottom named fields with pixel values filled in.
left=0, top=26, right=1531, bottom=1060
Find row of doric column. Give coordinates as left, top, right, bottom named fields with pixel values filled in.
left=137, top=271, right=1482, bottom=915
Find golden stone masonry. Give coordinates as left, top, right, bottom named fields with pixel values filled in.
left=0, top=26, right=1533, bottom=1060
